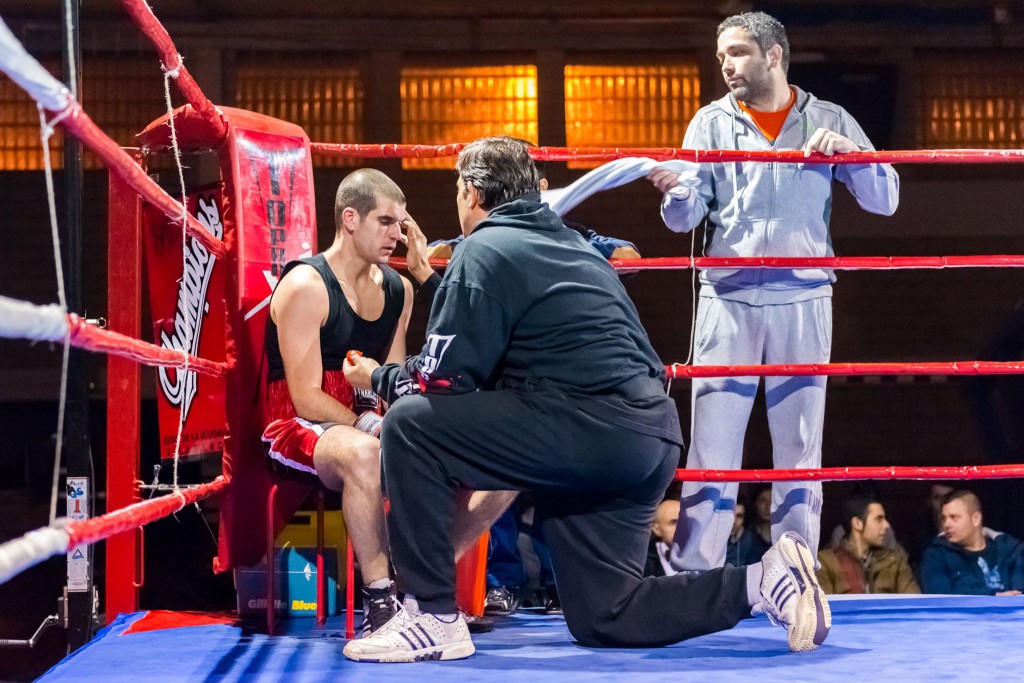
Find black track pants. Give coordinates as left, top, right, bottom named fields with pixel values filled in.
left=380, top=388, right=752, bottom=647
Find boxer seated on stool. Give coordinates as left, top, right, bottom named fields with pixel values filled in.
left=261, top=168, right=513, bottom=636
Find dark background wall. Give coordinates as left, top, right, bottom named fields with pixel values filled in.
left=1, top=1, right=1022, bottom=678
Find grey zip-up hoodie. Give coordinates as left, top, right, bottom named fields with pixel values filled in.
left=661, top=86, right=899, bottom=305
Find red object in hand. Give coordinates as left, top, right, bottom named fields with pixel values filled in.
left=346, top=350, right=363, bottom=365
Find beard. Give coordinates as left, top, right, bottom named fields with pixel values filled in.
left=727, top=63, right=772, bottom=105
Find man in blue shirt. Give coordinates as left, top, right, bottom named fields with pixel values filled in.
left=920, top=489, right=1024, bottom=595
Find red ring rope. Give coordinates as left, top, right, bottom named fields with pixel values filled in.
left=65, top=476, right=229, bottom=550
left=118, top=0, right=228, bottom=139
left=60, top=103, right=226, bottom=258
left=311, top=142, right=1024, bottom=165
left=67, top=314, right=228, bottom=377
left=389, top=255, right=1024, bottom=273
left=667, top=361, right=1024, bottom=378
left=673, top=464, right=1024, bottom=483
left=609, top=255, right=1024, bottom=270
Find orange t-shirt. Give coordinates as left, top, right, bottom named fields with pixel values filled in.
left=737, top=88, right=796, bottom=142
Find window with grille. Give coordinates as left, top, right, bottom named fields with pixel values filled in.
left=400, top=65, right=538, bottom=170
left=564, top=64, right=700, bottom=168
left=83, top=56, right=172, bottom=168
left=235, top=56, right=364, bottom=167
left=0, top=55, right=168, bottom=170
left=917, top=56, right=1024, bottom=148
left=0, top=56, right=60, bottom=171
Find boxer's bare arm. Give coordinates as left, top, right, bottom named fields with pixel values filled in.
left=273, top=265, right=359, bottom=426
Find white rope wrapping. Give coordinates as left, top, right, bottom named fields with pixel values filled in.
left=0, top=16, right=71, bottom=112
left=0, top=295, right=67, bottom=342
left=164, top=69, right=191, bottom=491
left=0, top=526, right=70, bottom=585
left=38, top=101, right=72, bottom=525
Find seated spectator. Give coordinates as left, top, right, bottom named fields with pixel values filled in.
left=482, top=506, right=527, bottom=617
left=908, top=483, right=954, bottom=568
left=919, top=489, right=1024, bottom=595
left=751, top=486, right=772, bottom=546
left=828, top=483, right=900, bottom=552
left=726, top=496, right=770, bottom=566
left=817, top=493, right=920, bottom=594
left=643, top=499, right=680, bottom=577
left=482, top=499, right=561, bottom=617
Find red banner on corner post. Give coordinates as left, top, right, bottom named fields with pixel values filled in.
left=143, top=186, right=228, bottom=460
left=216, top=110, right=319, bottom=573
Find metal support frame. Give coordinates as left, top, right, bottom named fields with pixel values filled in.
left=104, top=159, right=144, bottom=623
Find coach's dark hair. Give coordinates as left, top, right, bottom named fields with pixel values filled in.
left=717, top=11, right=790, bottom=74
left=455, top=136, right=539, bottom=211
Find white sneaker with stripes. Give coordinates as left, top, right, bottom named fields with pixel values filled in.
left=760, top=531, right=832, bottom=652
left=343, top=607, right=475, bottom=663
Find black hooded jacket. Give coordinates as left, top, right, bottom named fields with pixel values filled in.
left=372, top=194, right=681, bottom=443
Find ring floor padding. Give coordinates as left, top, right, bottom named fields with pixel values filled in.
left=38, top=595, right=1024, bottom=682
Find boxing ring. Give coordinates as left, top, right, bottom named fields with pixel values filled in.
left=2, top=3, right=1024, bottom=681
left=31, top=595, right=1024, bottom=681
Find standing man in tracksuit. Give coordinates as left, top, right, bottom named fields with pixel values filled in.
left=647, top=11, right=900, bottom=573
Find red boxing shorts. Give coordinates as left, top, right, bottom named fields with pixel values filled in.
left=261, top=416, right=333, bottom=476
left=261, top=370, right=381, bottom=477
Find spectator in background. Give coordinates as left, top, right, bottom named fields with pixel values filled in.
left=482, top=500, right=562, bottom=617
left=727, top=493, right=771, bottom=566
left=817, top=493, right=919, bottom=594
left=752, top=486, right=772, bottom=546
left=644, top=498, right=681, bottom=577
left=908, top=483, right=954, bottom=568
left=919, top=490, right=1024, bottom=595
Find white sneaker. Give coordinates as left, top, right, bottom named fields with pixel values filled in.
left=343, top=608, right=475, bottom=663
left=759, top=531, right=831, bottom=652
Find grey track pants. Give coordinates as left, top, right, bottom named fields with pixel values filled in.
left=671, top=296, right=831, bottom=572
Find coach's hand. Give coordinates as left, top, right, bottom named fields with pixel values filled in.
left=401, top=213, right=435, bottom=286
left=646, top=168, right=690, bottom=199
left=344, top=351, right=379, bottom=391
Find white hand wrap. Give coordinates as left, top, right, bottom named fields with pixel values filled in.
left=353, top=411, right=383, bottom=438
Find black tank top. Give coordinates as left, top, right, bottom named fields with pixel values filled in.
left=265, top=254, right=404, bottom=382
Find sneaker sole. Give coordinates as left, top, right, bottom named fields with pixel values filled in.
left=777, top=533, right=831, bottom=652
left=343, top=640, right=476, bottom=663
